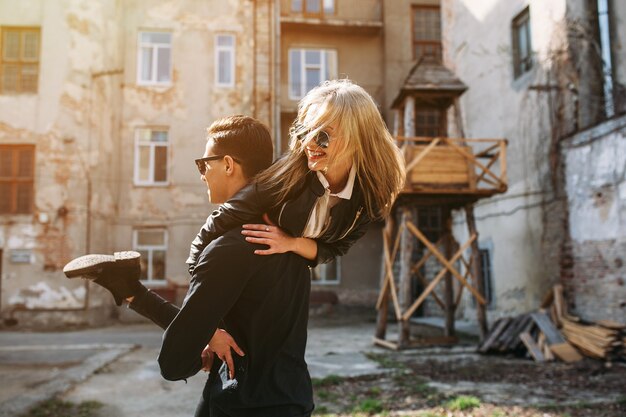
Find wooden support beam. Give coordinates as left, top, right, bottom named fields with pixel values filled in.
left=376, top=222, right=402, bottom=311
left=406, top=222, right=486, bottom=305
left=415, top=270, right=446, bottom=310
left=475, top=152, right=500, bottom=185
left=443, top=137, right=505, bottom=188
left=401, top=231, right=477, bottom=321
left=398, top=208, right=414, bottom=347
left=465, top=204, right=488, bottom=340
left=453, top=257, right=471, bottom=309
left=474, top=142, right=500, bottom=158
left=499, top=139, right=508, bottom=186
left=444, top=227, right=455, bottom=337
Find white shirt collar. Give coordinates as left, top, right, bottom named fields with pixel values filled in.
left=316, top=165, right=356, bottom=200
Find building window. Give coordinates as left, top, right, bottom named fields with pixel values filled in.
left=134, top=229, right=167, bottom=283
left=0, top=145, right=35, bottom=214
left=289, top=49, right=337, bottom=100
left=134, top=128, right=169, bottom=186
left=415, top=108, right=446, bottom=137
left=412, top=6, right=441, bottom=61
left=312, top=257, right=340, bottom=284
left=215, top=34, right=235, bottom=87
left=137, top=31, right=172, bottom=85
left=512, top=7, right=532, bottom=78
left=472, top=248, right=494, bottom=307
left=291, top=0, right=335, bottom=16
left=416, top=206, right=444, bottom=243
left=1, top=27, right=40, bottom=93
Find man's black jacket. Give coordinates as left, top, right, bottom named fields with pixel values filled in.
left=132, top=227, right=314, bottom=417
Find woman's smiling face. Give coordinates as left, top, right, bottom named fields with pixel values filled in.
left=303, top=123, right=344, bottom=171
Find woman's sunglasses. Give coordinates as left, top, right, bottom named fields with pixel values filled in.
left=293, top=125, right=332, bottom=149
left=194, top=155, right=241, bottom=175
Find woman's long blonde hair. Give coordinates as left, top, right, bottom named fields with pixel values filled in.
left=255, top=79, right=405, bottom=219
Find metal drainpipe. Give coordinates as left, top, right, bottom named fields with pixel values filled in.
left=252, top=0, right=257, bottom=118
left=274, top=0, right=282, bottom=158
left=597, top=0, right=614, bottom=118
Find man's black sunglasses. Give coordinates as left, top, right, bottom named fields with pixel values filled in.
left=293, top=125, right=332, bottom=149
left=195, top=155, right=241, bottom=175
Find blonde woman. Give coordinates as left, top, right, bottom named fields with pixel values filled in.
left=64, top=81, right=405, bottom=414
left=187, top=78, right=406, bottom=268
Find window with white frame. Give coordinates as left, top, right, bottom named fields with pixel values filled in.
left=289, top=49, right=337, bottom=100
left=137, top=31, right=172, bottom=85
left=311, top=257, right=340, bottom=284
left=134, top=128, right=169, bottom=186
left=291, top=0, right=335, bottom=15
left=134, top=228, right=167, bottom=283
left=215, top=34, right=235, bottom=87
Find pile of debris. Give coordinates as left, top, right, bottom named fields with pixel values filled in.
left=478, top=284, right=626, bottom=363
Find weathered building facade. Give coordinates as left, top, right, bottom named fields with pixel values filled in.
left=1, top=0, right=623, bottom=328
left=0, top=0, right=275, bottom=326
left=446, top=0, right=626, bottom=322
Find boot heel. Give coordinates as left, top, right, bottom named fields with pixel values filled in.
left=114, top=251, right=141, bottom=267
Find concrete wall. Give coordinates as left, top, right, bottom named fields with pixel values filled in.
left=0, top=0, right=124, bottom=326
left=0, top=0, right=273, bottom=327
left=561, top=115, right=626, bottom=322
left=383, top=0, right=440, bottom=123
left=446, top=0, right=570, bottom=319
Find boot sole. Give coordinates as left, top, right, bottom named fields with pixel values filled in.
left=63, top=251, right=141, bottom=278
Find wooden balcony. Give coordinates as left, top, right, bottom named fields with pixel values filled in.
left=398, top=136, right=508, bottom=200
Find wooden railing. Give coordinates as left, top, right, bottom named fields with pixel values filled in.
left=397, top=137, right=508, bottom=196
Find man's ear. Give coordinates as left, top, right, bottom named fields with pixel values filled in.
left=223, top=155, right=236, bottom=175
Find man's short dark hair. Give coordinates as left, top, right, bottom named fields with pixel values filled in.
left=207, top=115, right=274, bottom=179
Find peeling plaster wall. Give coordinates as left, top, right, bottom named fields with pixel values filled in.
left=113, top=0, right=269, bottom=287
left=446, top=0, right=569, bottom=320
left=383, top=0, right=439, bottom=123
left=561, top=115, right=626, bottom=322
left=0, top=0, right=273, bottom=326
left=0, top=0, right=125, bottom=324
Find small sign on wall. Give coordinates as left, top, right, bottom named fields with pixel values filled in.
left=10, top=249, right=33, bottom=264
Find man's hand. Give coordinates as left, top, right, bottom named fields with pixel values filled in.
left=201, top=346, right=214, bottom=372
left=209, top=328, right=245, bottom=379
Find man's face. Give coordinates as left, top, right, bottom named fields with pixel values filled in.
left=200, top=141, right=230, bottom=204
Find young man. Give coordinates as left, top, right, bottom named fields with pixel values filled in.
left=64, top=115, right=314, bottom=417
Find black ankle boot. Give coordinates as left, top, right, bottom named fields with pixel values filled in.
left=63, top=251, right=144, bottom=306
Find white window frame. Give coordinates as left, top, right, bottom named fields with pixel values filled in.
left=291, top=0, right=336, bottom=15
left=133, top=228, right=168, bottom=285
left=288, top=48, right=337, bottom=100
left=215, top=34, right=235, bottom=88
left=312, top=257, right=341, bottom=285
left=137, top=31, right=172, bottom=86
left=133, top=127, right=169, bottom=186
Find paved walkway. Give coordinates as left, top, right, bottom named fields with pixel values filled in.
left=0, top=314, right=388, bottom=417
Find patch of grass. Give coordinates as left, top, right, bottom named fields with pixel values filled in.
left=490, top=408, right=506, bottom=417
left=411, top=381, right=436, bottom=395
left=445, top=395, right=481, bottom=411
left=364, top=352, right=404, bottom=369
left=312, top=374, right=344, bottom=387
left=312, top=405, right=330, bottom=415
left=317, top=389, right=339, bottom=402
left=21, top=398, right=103, bottom=417
left=417, top=412, right=444, bottom=417
left=353, top=398, right=384, bottom=414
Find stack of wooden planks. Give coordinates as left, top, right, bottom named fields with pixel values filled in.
left=479, top=284, right=626, bottom=363
left=561, top=319, right=626, bottom=360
